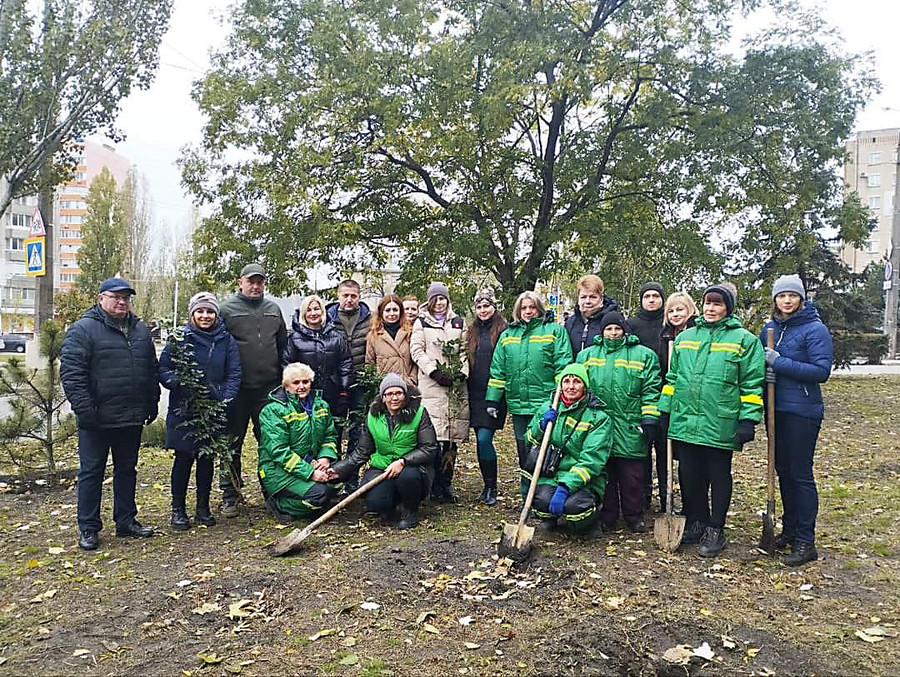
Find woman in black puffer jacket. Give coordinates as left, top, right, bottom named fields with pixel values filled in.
left=282, top=295, right=354, bottom=417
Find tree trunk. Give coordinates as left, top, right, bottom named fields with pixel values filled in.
left=34, top=165, right=54, bottom=329
left=44, top=328, right=57, bottom=483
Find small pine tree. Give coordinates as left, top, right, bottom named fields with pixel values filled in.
left=0, top=321, right=76, bottom=481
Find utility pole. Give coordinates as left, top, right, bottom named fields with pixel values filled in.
left=34, top=166, right=54, bottom=330
left=885, top=132, right=900, bottom=358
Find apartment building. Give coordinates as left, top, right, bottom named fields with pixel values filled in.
left=841, top=128, right=900, bottom=273
left=0, top=141, right=132, bottom=330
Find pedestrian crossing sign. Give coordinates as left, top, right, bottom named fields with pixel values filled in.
left=25, top=237, right=46, bottom=277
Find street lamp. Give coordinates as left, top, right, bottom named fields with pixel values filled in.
left=881, top=110, right=900, bottom=357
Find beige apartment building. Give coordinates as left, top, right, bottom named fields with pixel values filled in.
left=841, top=128, right=900, bottom=273
left=0, top=140, right=132, bottom=330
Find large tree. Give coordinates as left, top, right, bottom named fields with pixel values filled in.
left=182, top=0, right=875, bottom=298
left=76, top=167, right=126, bottom=294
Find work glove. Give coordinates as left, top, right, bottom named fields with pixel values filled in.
left=765, top=367, right=777, bottom=384
left=539, top=408, right=558, bottom=431
left=733, top=419, right=756, bottom=447
left=485, top=402, right=500, bottom=419
left=429, top=370, right=454, bottom=388
left=640, top=419, right=658, bottom=444
left=548, top=485, right=570, bottom=516
left=764, top=347, right=780, bottom=367
left=659, top=413, right=670, bottom=440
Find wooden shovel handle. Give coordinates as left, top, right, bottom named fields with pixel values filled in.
left=306, top=469, right=390, bottom=533
left=665, top=340, right=675, bottom=515
left=766, top=328, right=776, bottom=502
left=515, top=382, right=563, bottom=530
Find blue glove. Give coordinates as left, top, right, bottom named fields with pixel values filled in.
left=548, top=485, right=569, bottom=516
left=764, top=347, right=780, bottom=367
left=539, top=408, right=558, bottom=431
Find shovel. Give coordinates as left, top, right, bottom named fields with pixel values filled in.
left=498, top=383, right=562, bottom=563
left=760, top=327, right=777, bottom=555
left=270, top=470, right=390, bottom=557
left=654, top=340, right=685, bottom=551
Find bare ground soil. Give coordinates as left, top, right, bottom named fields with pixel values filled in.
left=0, top=376, right=898, bottom=676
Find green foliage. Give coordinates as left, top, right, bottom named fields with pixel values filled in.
left=140, top=417, right=166, bottom=447
left=54, top=288, right=94, bottom=327
left=0, top=320, right=75, bottom=479
left=0, top=0, right=174, bottom=214
left=182, top=0, right=876, bottom=300
left=832, top=331, right=888, bottom=369
left=76, top=167, right=126, bottom=294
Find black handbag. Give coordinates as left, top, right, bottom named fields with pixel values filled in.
left=523, top=443, right=563, bottom=478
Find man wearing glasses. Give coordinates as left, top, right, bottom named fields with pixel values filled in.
left=61, top=278, right=160, bottom=550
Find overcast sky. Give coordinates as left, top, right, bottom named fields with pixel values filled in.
left=98, top=0, right=900, bottom=243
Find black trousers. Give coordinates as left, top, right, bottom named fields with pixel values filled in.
left=643, top=432, right=666, bottom=508
left=76, top=426, right=143, bottom=533
left=363, top=465, right=430, bottom=513
left=171, top=451, right=214, bottom=503
left=532, top=483, right=599, bottom=533
left=222, top=385, right=273, bottom=499
left=679, top=442, right=733, bottom=529
left=775, top=412, right=821, bottom=544
left=600, top=457, right=645, bottom=524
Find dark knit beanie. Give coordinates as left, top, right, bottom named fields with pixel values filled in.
left=599, top=310, right=630, bottom=334
left=639, top=282, right=665, bottom=303
left=703, top=284, right=735, bottom=316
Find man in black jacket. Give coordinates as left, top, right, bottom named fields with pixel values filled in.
left=60, top=278, right=160, bottom=551
left=218, top=263, right=287, bottom=516
left=628, top=282, right=667, bottom=511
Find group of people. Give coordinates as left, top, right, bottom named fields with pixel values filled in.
left=59, top=265, right=833, bottom=566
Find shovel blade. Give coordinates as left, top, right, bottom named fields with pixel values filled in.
left=760, top=513, right=776, bottom=555
left=498, top=521, right=535, bottom=563
left=653, top=513, right=686, bottom=552
left=270, top=526, right=313, bottom=557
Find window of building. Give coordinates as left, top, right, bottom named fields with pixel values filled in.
left=6, top=237, right=24, bottom=251
left=10, top=213, right=31, bottom=229
left=59, top=273, right=78, bottom=282
left=866, top=239, right=880, bottom=254
left=61, top=258, right=78, bottom=267
left=59, top=229, right=80, bottom=239
left=868, top=196, right=881, bottom=210
left=74, top=171, right=86, bottom=182
left=60, top=214, right=83, bottom=224
left=869, top=152, right=881, bottom=165
left=868, top=173, right=881, bottom=188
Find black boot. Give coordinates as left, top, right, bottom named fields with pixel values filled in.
left=774, top=532, right=794, bottom=551
left=196, top=493, right=216, bottom=527
left=477, top=456, right=498, bottom=506
left=171, top=497, right=190, bottom=531
left=537, top=518, right=557, bottom=534
left=680, top=520, right=705, bottom=545
left=626, top=519, right=647, bottom=534
left=784, top=541, right=818, bottom=566
left=398, top=506, right=420, bottom=529
left=698, top=526, right=726, bottom=557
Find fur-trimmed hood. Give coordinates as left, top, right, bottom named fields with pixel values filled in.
left=368, top=385, right=424, bottom=423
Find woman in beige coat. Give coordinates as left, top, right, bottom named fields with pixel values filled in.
left=411, top=282, right=469, bottom=503
left=366, top=294, right=417, bottom=385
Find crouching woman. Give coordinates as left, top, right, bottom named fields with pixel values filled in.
left=329, top=374, right=438, bottom=529
left=257, top=363, right=339, bottom=522
left=528, top=363, right=613, bottom=537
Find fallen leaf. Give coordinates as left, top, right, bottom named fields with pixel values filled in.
left=166, top=591, right=183, bottom=600
left=693, top=642, right=715, bottom=660
left=855, top=629, right=885, bottom=643
left=633, top=550, right=647, bottom=557
left=224, top=665, right=242, bottom=675
left=747, top=647, right=761, bottom=657
left=197, top=652, right=223, bottom=665
left=423, top=623, right=440, bottom=635
left=464, top=642, right=481, bottom=650
left=339, top=654, right=359, bottom=666
left=416, top=610, right=436, bottom=624
left=863, top=626, right=898, bottom=638
left=340, top=637, right=357, bottom=647
left=72, top=649, right=90, bottom=657
left=48, top=547, right=65, bottom=555
left=699, top=608, right=712, bottom=616
left=458, top=616, right=474, bottom=626
left=799, top=583, right=813, bottom=591
left=360, top=601, right=381, bottom=611
left=722, top=636, right=736, bottom=650
left=604, top=596, right=624, bottom=610
left=192, top=602, right=220, bottom=615
left=308, top=628, right=338, bottom=641
left=229, top=599, right=254, bottom=619
left=662, top=645, right=693, bottom=665
left=176, top=579, right=194, bottom=587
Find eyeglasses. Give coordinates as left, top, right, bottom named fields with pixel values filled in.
left=383, top=391, right=405, bottom=399
left=101, top=293, right=132, bottom=303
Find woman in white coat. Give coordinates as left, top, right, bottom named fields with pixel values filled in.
left=411, top=282, right=469, bottom=503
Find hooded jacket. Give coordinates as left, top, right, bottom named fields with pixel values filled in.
left=158, top=320, right=242, bottom=453
left=410, top=305, right=470, bottom=442
left=564, top=295, right=621, bottom=358
left=331, top=386, right=438, bottom=480
left=282, top=311, right=353, bottom=416
left=658, top=314, right=765, bottom=450
left=257, top=387, right=338, bottom=498
left=60, top=305, right=160, bottom=429
left=524, top=364, right=613, bottom=499
left=219, top=292, right=287, bottom=391
left=576, top=333, right=661, bottom=459
left=485, top=316, right=571, bottom=415
left=326, top=301, right=372, bottom=370
left=760, top=302, right=833, bottom=420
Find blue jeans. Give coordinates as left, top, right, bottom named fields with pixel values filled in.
left=474, top=427, right=496, bottom=461
left=77, top=426, right=143, bottom=533
left=775, top=411, right=821, bottom=544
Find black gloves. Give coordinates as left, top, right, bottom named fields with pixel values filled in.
left=430, top=370, right=454, bottom=388
left=659, top=413, right=670, bottom=440
left=733, top=419, right=756, bottom=447
left=640, top=419, right=659, bottom=444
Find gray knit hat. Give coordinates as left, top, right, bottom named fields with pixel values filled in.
left=426, top=281, right=450, bottom=302
left=772, top=274, right=806, bottom=300
left=473, top=287, right=498, bottom=307
left=189, top=292, right=219, bottom=316
left=379, top=373, right=408, bottom=397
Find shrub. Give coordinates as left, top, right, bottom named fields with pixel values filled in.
left=141, top=417, right=167, bottom=447
left=831, top=331, right=889, bottom=369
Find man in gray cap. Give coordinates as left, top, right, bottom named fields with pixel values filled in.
left=218, top=263, right=287, bottom=516
left=61, top=277, right=160, bottom=550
